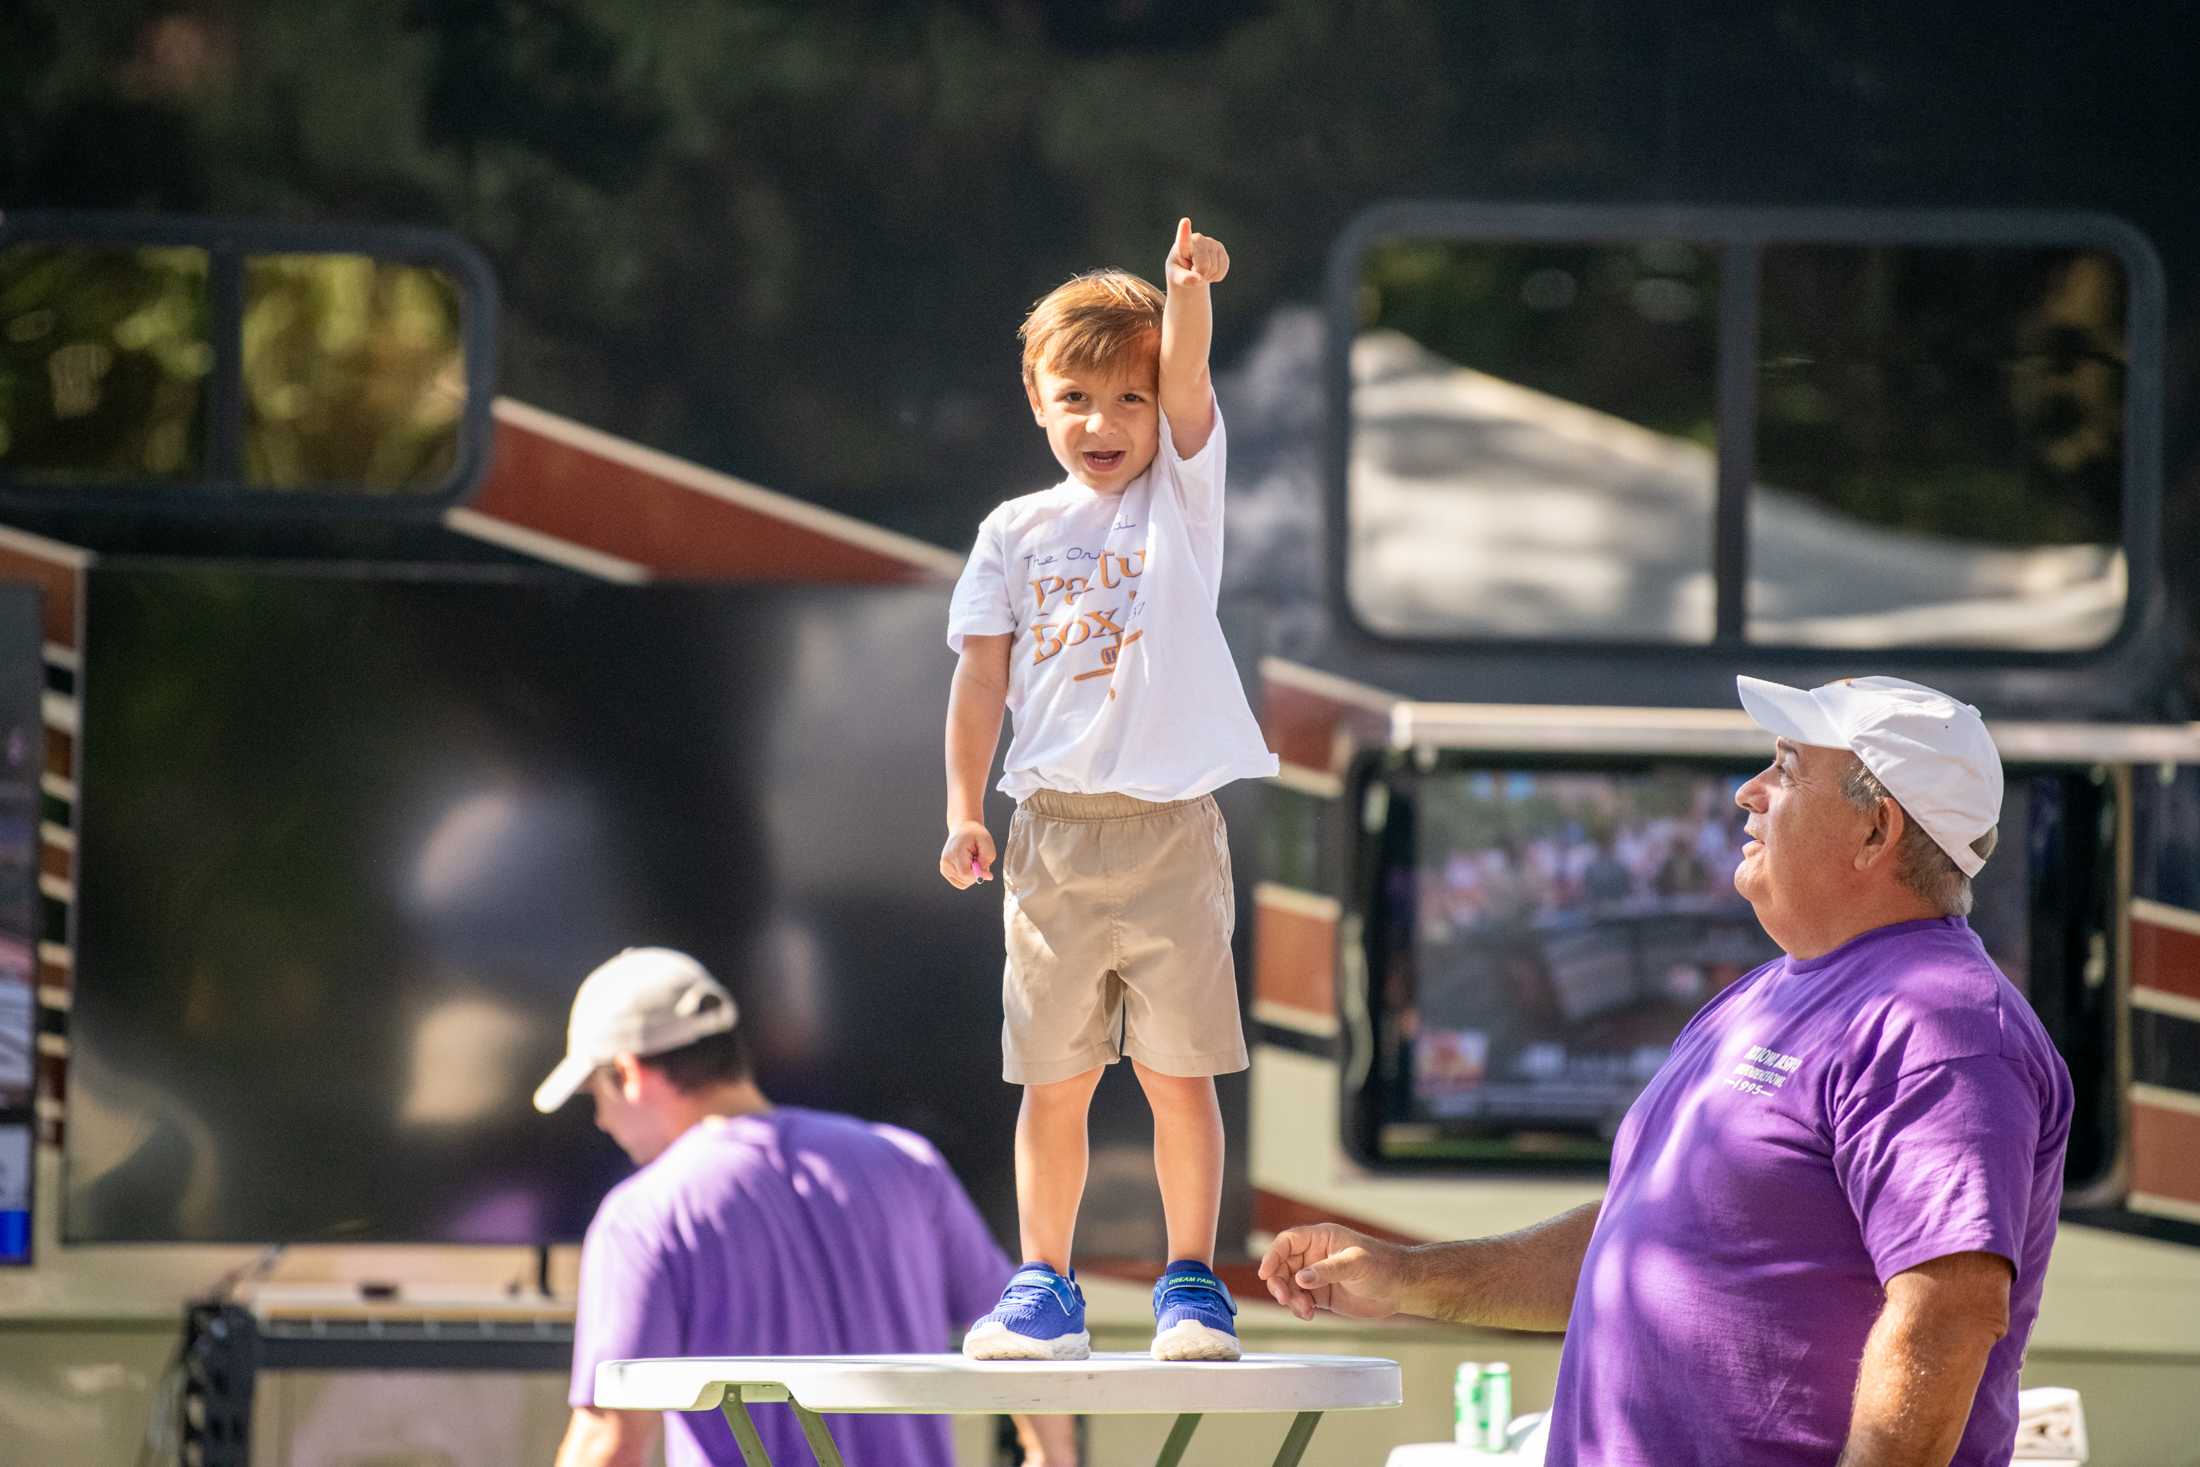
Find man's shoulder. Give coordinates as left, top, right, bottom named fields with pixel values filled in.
left=585, top=1158, right=683, bottom=1251
left=592, top=1117, right=778, bottom=1218
left=1838, top=925, right=2043, bottom=1089
left=778, top=1107, right=950, bottom=1173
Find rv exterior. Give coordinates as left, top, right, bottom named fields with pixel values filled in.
left=3, top=6, right=2198, bottom=1464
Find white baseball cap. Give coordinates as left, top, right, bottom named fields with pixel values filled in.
left=532, top=948, right=740, bottom=1113
left=1735, top=675, right=2004, bottom=877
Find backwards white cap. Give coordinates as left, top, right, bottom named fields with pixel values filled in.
left=532, top=948, right=739, bottom=1113
left=1735, top=675, right=2004, bottom=877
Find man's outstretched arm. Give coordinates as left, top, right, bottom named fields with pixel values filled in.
left=1258, top=1202, right=1601, bottom=1332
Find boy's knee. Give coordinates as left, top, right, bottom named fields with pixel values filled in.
left=1023, top=1067, right=1105, bottom=1106
left=1131, top=1062, right=1216, bottom=1099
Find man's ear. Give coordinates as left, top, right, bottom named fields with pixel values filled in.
left=611, top=1052, right=648, bottom=1100
left=1856, top=797, right=1904, bottom=872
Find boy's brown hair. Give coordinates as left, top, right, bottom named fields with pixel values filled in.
left=1019, top=269, right=1164, bottom=385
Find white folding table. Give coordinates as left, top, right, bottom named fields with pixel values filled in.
left=595, top=1351, right=1403, bottom=1467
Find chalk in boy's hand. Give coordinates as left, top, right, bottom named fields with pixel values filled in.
left=938, top=819, right=996, bottom=889
left=1165, top=217, right=1230, bottom=289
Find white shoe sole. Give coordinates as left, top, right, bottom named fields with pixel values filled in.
left=962, top=1322, right=1092, bottom=1361
left=1151, top=1320, right=1242, bottom=1361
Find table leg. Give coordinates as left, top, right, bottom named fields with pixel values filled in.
left=1154, top=1412, right=1203, bottom=1467
left=791, top=1403, right=848, bottom=1467
left=719, top=1397, right=774, bottom=1467
left=1268, top=1411, right=1323, bottom=1467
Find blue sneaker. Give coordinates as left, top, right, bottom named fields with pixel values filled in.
left=963, top=1262, right=1090, bottom=1361
left=1151, top=1259, right=1241, bottom=1361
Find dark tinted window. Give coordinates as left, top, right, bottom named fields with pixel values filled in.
left=0, top=244, right=212, bottom=483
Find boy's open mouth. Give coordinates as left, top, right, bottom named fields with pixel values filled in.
left=1082, top=450, right=1125, bottom=471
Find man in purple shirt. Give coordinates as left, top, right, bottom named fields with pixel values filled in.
left=535, top=947, right=1076, bottom=1467
left=1259, top=676, right=2074, bottom=1467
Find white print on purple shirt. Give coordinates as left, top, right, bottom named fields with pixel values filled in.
left=1724, top=1041, right=1806, bottom=1099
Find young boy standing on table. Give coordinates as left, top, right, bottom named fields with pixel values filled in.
left=940, top=219, right=1277, bottom=1362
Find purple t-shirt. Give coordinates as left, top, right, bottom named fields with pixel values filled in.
left=569, top=1108, right=1011, bottom=1467
left=1546, top=917, right=2073, bottom=1467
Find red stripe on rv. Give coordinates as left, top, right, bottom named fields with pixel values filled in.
left=1254, top=894, right=1337, bottom=1020
left=471, top=416, right=938, bottom=584
left=2130, top=1100, right=2200, bottom=1208
left=1261, top=680, right=1380, bottom=774
left=0, top=546, right=82, bottom=647
left=2132, top=914, right=2200, bottom=1007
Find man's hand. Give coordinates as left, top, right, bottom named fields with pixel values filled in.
left=1165, top=217, right=1229, bottom=289
left=1258, top=1222, right=1410, bottom=1321
left=1259, top=1203, right=1599, bottom=1332
left=940, top=820, right=997, bottom=888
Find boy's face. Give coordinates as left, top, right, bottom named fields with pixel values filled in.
left=1026, top=351, right=1160, bottom=493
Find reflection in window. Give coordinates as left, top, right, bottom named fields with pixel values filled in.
left=0, top=244, right=211, bottom=482
left=243, top=255, right=466, bottom=492
left=1349, top=241, right=1719, bottom=642
left=1749, top=247, right=2127, bottom=650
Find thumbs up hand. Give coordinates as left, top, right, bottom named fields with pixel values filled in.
left=1166, top=217, right=1230, bottom=288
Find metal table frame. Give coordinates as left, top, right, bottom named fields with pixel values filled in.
left=714, top=1387, right=1324, bottom=1467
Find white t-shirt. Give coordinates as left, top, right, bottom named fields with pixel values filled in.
left=946, top=407, right=1278, bottom=803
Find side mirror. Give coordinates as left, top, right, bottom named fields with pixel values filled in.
left=0, top=211, right=497, bottom=516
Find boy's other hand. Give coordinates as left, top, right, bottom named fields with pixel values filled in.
left=1258, top=1222, right=1408, bottom=1322
left=940, top=821, right=997, bottom=889
left=1166, top=217, right=1229, bottom=288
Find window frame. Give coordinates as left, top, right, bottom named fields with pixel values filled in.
left=0, top=211, right=498, bottom=519
left=1325, top=203, right=2166, bottom=667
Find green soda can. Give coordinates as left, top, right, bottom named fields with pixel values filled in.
left=1453, top=1360, right=1486, bottom=1448
left=1482, top=1361, right=1512, bottom=1452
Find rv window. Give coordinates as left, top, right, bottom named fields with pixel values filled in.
left=0, top=243, right=213, bottom=484
left=0, top=212, right=494, bottom=514
left=241, top=255, right=468, bottom=494
left=1337, top=210, right=2153, bottom=661
left=1748, top=245, right=2127, bottom=650
left=1347, top=239, right=1720, bottom=643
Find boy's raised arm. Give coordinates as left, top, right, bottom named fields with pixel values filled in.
left=1159, top=216, right=1228, bottom=458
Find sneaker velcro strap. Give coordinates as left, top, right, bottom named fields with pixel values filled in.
left=1158, top=1272, right=1237, bottom=1316
left=1008, top=1267, right=1080, bottom=1312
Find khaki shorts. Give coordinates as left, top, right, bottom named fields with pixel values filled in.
left=999, top=790, right=1249, bottom=1085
